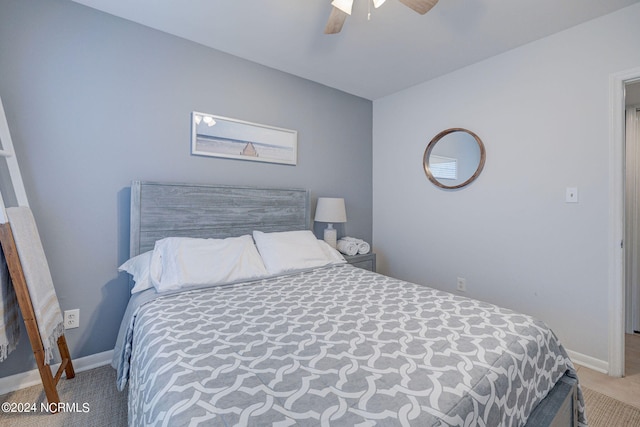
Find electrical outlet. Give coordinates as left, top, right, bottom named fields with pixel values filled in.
left=457, top=277, right=466, bottom=292
left=64, top=309, right=79, bottom=329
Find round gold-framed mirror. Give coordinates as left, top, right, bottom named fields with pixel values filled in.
left=423, top=128, right=486, bottom=190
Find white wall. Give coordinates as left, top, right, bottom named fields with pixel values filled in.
left=373, top=3, right=640, bottom=366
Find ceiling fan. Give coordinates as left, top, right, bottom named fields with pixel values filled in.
left=325, top=0, right=439, bottom=34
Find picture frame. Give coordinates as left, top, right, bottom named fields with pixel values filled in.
left=191, top=112, right=297, bottom=165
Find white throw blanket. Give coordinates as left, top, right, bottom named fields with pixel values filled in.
left=0, top=247, right=20, bottom=361
left=341, top=236, right=371, bottom=255
left=5, top=207, right=63, bottom=364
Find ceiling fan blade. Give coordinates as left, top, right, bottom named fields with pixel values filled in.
left=324, top=7, right=348, bottom=34
left=398, top=0, right=438, bottom=15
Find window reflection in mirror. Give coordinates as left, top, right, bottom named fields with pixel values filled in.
left=423, top=128, right=485, bottom=190
left=430, top=155, right=458, bottom=180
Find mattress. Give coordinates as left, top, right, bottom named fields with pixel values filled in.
left=112, top=264, right=587, bottom=426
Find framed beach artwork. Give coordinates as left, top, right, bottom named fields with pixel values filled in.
left=191, top=112, right=297, bottom=165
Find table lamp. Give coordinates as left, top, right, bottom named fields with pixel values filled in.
left=314, top=197, right=347, bottom=249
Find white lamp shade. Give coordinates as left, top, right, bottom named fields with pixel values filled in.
left=314, top=197, right=347, bottom=223
left=331, top=0, right=353, bottom=15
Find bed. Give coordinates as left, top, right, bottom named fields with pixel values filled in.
left=112, top=181, right=587, bottom=426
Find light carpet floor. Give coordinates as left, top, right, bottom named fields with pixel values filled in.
left=1, top=365, right=640, bottom=426
left=582, top=387, right=640, bottom=427
left=0, top=365, right=126, bottom=427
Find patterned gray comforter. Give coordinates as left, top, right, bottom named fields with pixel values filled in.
left=113, top=265, right=586, bottom=426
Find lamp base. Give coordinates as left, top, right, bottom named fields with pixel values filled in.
left=323, top=224, right=337, bottom=249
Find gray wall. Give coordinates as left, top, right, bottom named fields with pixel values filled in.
left=0, top=0, right=372, bottom=377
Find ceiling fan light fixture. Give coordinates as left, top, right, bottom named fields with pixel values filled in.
left=372, top=0, right=387, bottom=8
left=331, top=0, right=353, bottom=15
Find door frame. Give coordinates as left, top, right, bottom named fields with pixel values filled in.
left=627, top=104, right=640, bottom=335
left=609, top=67, right=640, bottom=377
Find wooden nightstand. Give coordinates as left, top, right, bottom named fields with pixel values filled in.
left=344, top=253, right=376, bottom=272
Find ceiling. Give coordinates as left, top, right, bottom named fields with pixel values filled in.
left=71, top=0, right=640, bottom=100
left=629, top=82, right=640, bottom=106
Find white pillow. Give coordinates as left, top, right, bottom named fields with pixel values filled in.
left=253, top=230, right=340, bottom=275
left=317, top=240, right=347, bottom=265
left=150, top=235, right=268, bottom=292
left=118, top=251, right=153, bottom=294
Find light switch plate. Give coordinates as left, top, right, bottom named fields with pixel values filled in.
left=566, top=187, right=578, bottom=203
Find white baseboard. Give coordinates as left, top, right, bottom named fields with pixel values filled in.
left=0, top=349, right=113, bottom=396
left=566, top=348, right=609, bottom=374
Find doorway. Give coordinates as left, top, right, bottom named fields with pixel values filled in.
left=610, top=68, right=640, bottom=378
left=627, top=82, right=640, bottom=337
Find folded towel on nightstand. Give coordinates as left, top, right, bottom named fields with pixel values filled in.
left=340, top=237, right=370, bottom=255
left=337, top=239, right=358, bottom=256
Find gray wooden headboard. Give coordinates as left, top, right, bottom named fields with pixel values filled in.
left=129, top=181, right=310, bottom=257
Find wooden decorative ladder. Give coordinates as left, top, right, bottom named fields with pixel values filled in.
left=0, top=96, right=74, bottom=409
